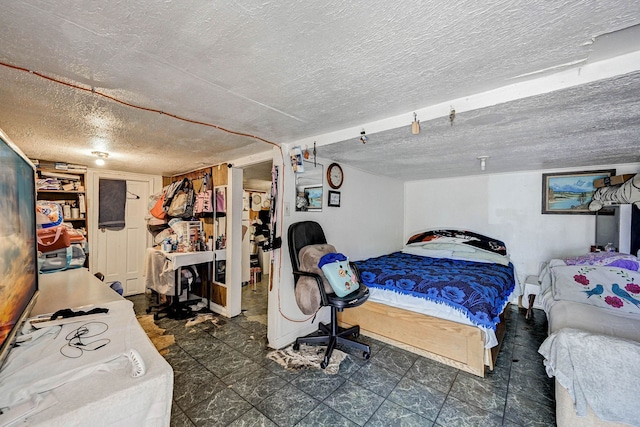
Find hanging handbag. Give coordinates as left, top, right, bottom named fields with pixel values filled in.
left=318, top=252, right=360, bottom=297
left=37, top=225, right=71, bottom=253
left=182, top=181, right=195, bottom=218
left=163, top=179, right=187, bottom=211
left=194, top=174, right=213, bottom=214
left=168, top=178, right=195, bottom=218
left=215, top=187, right=226, bottom=217
left=194, top=189, right=213, bottom=214
left=150, top=192, right=168, bottom=219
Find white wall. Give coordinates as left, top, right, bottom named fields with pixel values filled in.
left=404, top=163, right=640, bottom=290
left=265, top=150, right=639, bottom=349
left=267, top=154, right=404, bottom=349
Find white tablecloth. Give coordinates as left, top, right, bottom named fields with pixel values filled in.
left=0, top=269, right=173, bottom=426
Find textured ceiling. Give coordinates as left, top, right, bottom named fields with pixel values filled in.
left=321, top=72, right=640, bottom=180
left=0, top=0, right=639, bottom=180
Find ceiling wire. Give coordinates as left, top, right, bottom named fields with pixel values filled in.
left=0, top=61, right=280, bottom=148
left=1, top=61, right=307, bottom=321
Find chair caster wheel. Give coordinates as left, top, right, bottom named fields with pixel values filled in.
left=320, top=360, right=328, bottom=369
left=146, top=307, right=151, bottom=314
left=363, top=351, right=371, bottom=360
left=153, top=313, right=159, bottom=321
left=293, top=343, right=300, bottom=351
left=353, top=331, right=360, bottom=338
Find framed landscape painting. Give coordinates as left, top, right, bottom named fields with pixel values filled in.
left=541, top=169, right=615, bottom=214
left=304, top=185, right=323, bottom=211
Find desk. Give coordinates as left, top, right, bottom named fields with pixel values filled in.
left=33, top=268, right=123, bottom=314
left=0, top=269, right=173, bottom=426
left=160, top=250, right=214, bottom=320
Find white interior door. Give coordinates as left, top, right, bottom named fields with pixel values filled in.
left=91, top=175, right=154, bottom=296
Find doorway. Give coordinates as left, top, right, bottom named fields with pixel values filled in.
left=90, top=172, right=156, bottom=296
left=240, top=161, right=273, bottom=324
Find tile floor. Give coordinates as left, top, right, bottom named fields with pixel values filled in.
left=128, top=279, right=556, bottom=427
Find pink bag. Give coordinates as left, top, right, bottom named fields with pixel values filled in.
left=194, top=190, right=213, bottom=214
left=194, top=173, right=213, bottom=214
left=37, top=226, right=71, bottom=253
left=215, top=188, right=226, bottom=217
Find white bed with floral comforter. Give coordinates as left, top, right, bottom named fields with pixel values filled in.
left=538, top=252, right=640, bottom=427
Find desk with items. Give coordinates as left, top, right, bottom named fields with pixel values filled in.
left=144, top=248, right=214, bottom=320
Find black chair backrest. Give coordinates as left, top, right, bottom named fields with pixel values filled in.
left=288, top=221, right=327, bottom=271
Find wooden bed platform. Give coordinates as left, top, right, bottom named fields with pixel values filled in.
left=338, top=300, right=509, bottom=377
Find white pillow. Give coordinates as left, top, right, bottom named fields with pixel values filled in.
left=402, top=245, right=510, bottom=266
left=401, top=246, right=453, bottom=258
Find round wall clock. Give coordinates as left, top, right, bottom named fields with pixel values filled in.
left=327, top=163, right=344, bottom=189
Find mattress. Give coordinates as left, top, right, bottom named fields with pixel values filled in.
left=539, top=257, right=640, bottom=340
left=367, top=287, right=509, bottom=347
left=539, top=259, right=640, bottom=427
left=357, top=251, right=516, bottom=348
left=540, top=290, right=640, bottom=341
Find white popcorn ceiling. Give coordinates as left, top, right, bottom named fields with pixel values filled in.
left=0, top=0, right=638, bottom=180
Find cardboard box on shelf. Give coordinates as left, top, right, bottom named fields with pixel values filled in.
left=594, top=174, right=635, bottom=188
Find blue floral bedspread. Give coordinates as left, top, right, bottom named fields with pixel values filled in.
left=355, top=252, right=516, bottom=330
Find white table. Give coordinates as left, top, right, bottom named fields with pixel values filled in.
left=0, top=268, right=173, bottom=426
left=33, top=268, right=123, bottom=314
left=159, top=250, right=214, bottom=319
left=163, top=250, right=214, bottom=270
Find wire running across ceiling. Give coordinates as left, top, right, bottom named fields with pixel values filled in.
left=0, top=61, right=280, bottom=149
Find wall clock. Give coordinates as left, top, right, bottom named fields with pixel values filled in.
left=327, top=163, right=344, bottom=189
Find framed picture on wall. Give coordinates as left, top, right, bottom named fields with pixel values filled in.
left=541, top=169, right=615, bottom=214
left=328, top=190, right=341, bottom=207
left=304, top=186, right=323, bottom=211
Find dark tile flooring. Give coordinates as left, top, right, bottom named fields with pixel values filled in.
left=128, top=282, right=556, bottom=427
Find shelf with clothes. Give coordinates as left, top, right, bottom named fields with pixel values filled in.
left=35, top=163, right=89, bottom=269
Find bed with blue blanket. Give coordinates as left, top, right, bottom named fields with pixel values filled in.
left=338, top=229, right=517, bottom=377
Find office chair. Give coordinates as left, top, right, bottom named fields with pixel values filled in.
left=288, top=220, right=371, bottom=369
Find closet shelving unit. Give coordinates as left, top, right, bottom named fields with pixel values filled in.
left=34, top=160, right=89, bottom=264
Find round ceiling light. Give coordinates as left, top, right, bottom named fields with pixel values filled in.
left=92, top=151, right=109, bottom=166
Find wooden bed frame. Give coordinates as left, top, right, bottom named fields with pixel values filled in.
left=338, top=300, right=508, bottom=377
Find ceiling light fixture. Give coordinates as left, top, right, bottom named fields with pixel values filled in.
left=360, top=129, right=368, bottom=144
left=478, top=156, right=489, bottom=171
left=411, top=112, right=420, bottom=134
left=92, top=151, right=109, bottom=166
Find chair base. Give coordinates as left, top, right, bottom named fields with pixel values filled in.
left=294, top=309, right=371, bottom=369
left=147, top=302, right=193, bottom=320
left=146, top=290, right=198, bottom=320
